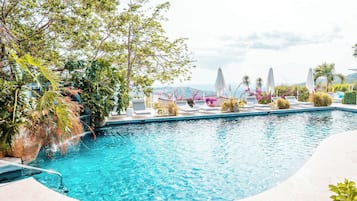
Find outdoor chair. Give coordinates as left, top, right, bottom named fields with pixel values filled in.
left=327, top=92, right=344, bottom=103
left=285, top=96, right=313, bottom=107
left=245, top=96, right=270, bottom=108
left=194, top=100, right=220, bottom=112
left=132, top=98, right=152, bottom=115
left=175, top=100, right=198, bottom=113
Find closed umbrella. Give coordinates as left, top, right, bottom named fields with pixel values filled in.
left=306, top=68, right=315, bottom=93
left=266, top=67, right=275, bottom=95
left=215, top=67, right=226, bottom=97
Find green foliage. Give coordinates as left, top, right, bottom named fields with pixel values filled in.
left=329, top=84, right=352, bottom=92
left=0, top=79, right=26, bottom=152
left=1, top=0, right=194, bottom=91
left=71, top=60, right=128, bottom=127
left=309, top=92, right=332, bottom=106
left=329, top=179, right=357, bottom=201
left=342, top=92, right=357, bottom=104
left=0, top=52, right=82, bottom=154
left=276, top=98, right=290, bottom=109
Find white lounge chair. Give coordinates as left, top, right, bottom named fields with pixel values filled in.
left=194, top=100, right=220, bottom=112
left=285, top=96, right=313, bottom=106
left=327, top=92, right=343, bottom=103
left=245, top=96, right=270, bottom=108
left=132, top=99, right=152, bottom=115
left=175, top=100, right=198, bottom=113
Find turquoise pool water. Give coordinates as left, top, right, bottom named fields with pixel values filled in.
left=33, top=110, right=357, bottom=201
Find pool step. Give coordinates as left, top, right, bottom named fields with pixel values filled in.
left=0, top=157, right=23, bottom=182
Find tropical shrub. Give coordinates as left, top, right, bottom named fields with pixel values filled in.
left=154, top=101, right=178, bottom=116
left=276, top=98, right=290, bottom=109
left=167, top=101, right=178, bottom=116
left=257, top=92, right=271, bottom=104
left=28, top=90, right=83, bottom=154
left=206, top=97, right=217, bottom=106
left=329, top=179, right=357, bottom=201
left=221, top=98, right=243, bottom=112
left=309, top=92, right=332, bottom=106
left=343, top=92, right=357, bottom=104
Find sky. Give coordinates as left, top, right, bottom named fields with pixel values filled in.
left=154, top=0, right=357, bottom=87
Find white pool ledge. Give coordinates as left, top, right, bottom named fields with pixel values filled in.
left=238, top=130, right=357, bottom=201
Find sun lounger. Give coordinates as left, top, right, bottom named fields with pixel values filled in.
left=245, top=96, right=270, bottom=108
left=176, top=100, right=198, bottom=113
left=285, top=96, right=313, bottom=107
left=194, top=100, right=220, bottom=112
left=132, top=99, right=152, bottom=115
left=327, top=92, right=343, bottom=103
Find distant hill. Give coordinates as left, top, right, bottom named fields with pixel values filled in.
left=345, top=73, right=357, bottom=83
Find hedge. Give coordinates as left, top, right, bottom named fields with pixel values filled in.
left=342, top=92, right=357, bottom=104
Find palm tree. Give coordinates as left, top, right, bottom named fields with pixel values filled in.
left=242, top=75, right=250, bottom=94
left=256, top=77, right=263, bottom=90
left=242, top=75, right=250, bottom=88
left=313, top=63, right=345, bottom=91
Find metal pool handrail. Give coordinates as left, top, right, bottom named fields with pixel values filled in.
left=0, top=159, right=67, bottom=192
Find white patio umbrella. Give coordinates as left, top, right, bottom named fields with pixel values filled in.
left=266, top=67, right=275, bottom=95
left=215, top=67, right=226, bottom=97
left=306, top=68, right=315, bottom=93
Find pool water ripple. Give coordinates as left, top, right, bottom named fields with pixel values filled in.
left=34, top=110, right=357, bottom=201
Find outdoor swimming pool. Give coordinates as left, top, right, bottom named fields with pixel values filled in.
left=33, top=110, right=357, bottom=201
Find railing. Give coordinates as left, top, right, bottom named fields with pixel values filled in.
left=0, top=160, right=67, bottom=192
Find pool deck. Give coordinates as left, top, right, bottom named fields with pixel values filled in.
left=1, top=103, right=357, bottom=201
left=237, top=130, right=357, bottom=201
left=0, top=177, right=78, bottom=201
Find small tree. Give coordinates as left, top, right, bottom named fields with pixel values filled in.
left=242, top=75, right=250, bottom=93
left=314, top=63, right=345, bottom=91
left=256, top=77, right=263, bottom=90
left=116, top=0, right=195, bottom=95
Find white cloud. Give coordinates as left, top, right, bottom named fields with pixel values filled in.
left=155, top=0, right=357, bottom=86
